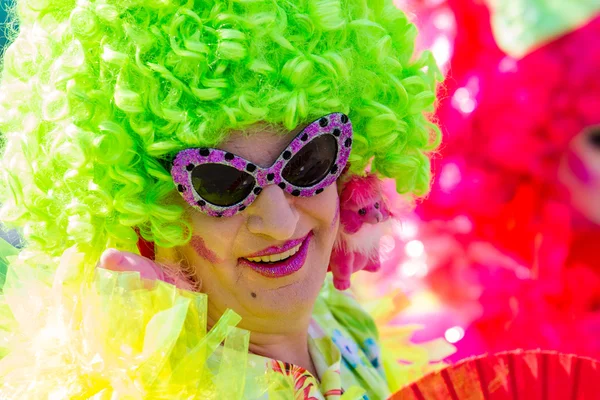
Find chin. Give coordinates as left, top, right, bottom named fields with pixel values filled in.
left=246, top=249, right=328, bottom=318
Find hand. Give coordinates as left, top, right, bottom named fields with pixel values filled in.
left=98, top=248, right=197, bottom=291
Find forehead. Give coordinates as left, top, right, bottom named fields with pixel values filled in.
left=218, top=124, right=303, bottom=168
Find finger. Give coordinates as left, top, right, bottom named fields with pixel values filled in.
left=100, top=248, right=199, bottom=291
left=99, top=248, right=165, bottom=282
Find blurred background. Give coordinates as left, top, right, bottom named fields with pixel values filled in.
left=357, top=0, right=600, bottom=364
left=0, top=3, right=6, bottom=49
left=0, top=1, right=21, bottom=248
left=0, top=0, right=598, bottom=363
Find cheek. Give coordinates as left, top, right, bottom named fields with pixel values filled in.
left=296, top=186, right=341, bottom=252
left=187, top=213, right=245, bottom=263
left=190, top=236, right=221, bottom=264
left=298, top=185, right=340, bottom=226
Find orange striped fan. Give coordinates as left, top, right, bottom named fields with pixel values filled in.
left=390, top=350, right=600, bottom=400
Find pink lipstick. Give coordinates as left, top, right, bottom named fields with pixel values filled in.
left=239, top=233, right=312, bottom=278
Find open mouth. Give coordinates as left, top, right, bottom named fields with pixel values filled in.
left=245, top=242, right=303, bottom=264
left=239, top=233, right=312, bottom=278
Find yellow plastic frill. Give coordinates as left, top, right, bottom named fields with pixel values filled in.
left=0, top=246, right=273, bottom=399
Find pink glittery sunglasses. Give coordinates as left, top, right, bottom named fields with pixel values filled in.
left=170, top=113, right=353, bottom=217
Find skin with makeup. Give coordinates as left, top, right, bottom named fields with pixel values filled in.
left=100, top=127, right=339, bottom=377
left=0, top=1, right=441, bottom=397
left=90, top=117, right=398, bottom=400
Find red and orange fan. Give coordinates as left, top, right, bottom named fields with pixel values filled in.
left=391, top=350, right=599, bottom=400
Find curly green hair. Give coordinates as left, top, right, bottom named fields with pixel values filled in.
left=0, top=0, right=441, bottom=257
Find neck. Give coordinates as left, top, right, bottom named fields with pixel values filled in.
left=207, top=310, right=317, bottom=377
left=248, top=330, right=317, bottom=377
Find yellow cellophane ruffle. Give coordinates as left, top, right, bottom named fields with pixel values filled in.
left=0, top=245, right=281, bottom=399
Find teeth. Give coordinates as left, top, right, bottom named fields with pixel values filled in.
left=246, top=243, right=302, bottom=263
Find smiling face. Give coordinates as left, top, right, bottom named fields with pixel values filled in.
left=157, top=126, right=341, bottom=334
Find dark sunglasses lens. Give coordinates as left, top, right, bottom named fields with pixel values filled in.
left=282, top=134, right=338, bottom=187
left=191, top=164, right=256, bottom=207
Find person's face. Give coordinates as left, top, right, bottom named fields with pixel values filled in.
left=157, top=126, right=341, bottom=334
left=559, top=126, right=600, bottom=225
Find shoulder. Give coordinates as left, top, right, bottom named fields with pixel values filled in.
left=314, top=277, right=380, bottom=340
left=312, top=278, right=387, bottom=381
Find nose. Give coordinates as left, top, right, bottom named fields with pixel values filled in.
left=367, top=209, right=384, bottom=224
left=245, top=185, right=299, bottom=240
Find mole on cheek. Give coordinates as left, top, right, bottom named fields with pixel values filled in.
left=251, top=292, right=257, bottom=298
left=190, top=236, right=220, bottom=264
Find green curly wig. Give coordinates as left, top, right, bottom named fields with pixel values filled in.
left=0, top=0, right=441, bottom=257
